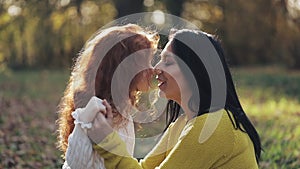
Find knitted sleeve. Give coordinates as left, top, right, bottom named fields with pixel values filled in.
left=64, top=124, right=105, bottom=169
left=64, top=119, right=135, bottom=169
left=94, top=112, right=235, bottom=169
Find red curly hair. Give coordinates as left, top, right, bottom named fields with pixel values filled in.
left=56, top=24, right=158, bottom=156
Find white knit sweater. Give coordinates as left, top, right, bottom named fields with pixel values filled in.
left=62, top=118, right=135, bottom=169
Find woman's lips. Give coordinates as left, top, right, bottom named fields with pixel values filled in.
left=159, top=83, right=167, bottom=91
left=158, top=81, right=165, bottom=87
left=157, top=75, right=167, bottom=90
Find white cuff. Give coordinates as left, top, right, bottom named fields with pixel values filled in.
left=72, top=108, right=92, bottom=129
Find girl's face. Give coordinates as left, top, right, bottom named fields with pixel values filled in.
left=154, top=41, right=189, bottom=103
left=131, top=49, right=155, bottom=92
left=134, top=68, right=154, bottom=92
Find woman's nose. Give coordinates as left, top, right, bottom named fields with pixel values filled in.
left=153, top=69, right=162, bottom=76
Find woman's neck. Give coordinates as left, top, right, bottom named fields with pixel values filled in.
left=181, top=101, right=196, bottom=121
left=175, top=91, right=196, bottom=121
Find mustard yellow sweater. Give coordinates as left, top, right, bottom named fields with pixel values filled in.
left=94, top=110, right=258, bottom=169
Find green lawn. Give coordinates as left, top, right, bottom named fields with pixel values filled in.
left=0, top=67, right=299, bottom=168
left=232, top=67, right=300, bottom=168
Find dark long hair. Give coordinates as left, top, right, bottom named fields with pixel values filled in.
left=164, top=29, right=262, bottom=162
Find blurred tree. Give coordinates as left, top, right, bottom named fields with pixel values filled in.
left=0, top=0, right=300, bottom=69
left=163, top=0, right=184, bottom=16
left=216, top=0, right=278, bottom=65
left=182, top=0, right=300, bottom=68
left=272, top=0, right=300, bottom=68
left=113, top=0, right=144, bottom=18
left=0, top=0, right=116, bottom=69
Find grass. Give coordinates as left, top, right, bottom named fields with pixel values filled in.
left=0, top=67, right=299, bottom=168
left=0, top=70, right=70, bottom=169
left=232, top=67, right=300, bottom=168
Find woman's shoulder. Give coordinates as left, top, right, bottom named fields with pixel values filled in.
left=193, top=110, right=234, bottom=130
left=163, top=114, right=189, bottom=139
left=183, top=110, right=235, bottom=144
left=187, top=110, right=252, bottom=150
left=169, top=114, right=189, bottom=129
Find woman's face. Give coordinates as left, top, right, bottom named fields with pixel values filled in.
left=154, top=41, right=189, bottom=103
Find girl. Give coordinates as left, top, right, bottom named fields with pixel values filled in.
left=56, top=24, right=158, bottom=169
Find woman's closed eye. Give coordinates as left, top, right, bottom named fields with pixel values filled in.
left=164, top=61, right=173, bottom=66
left=164, top=56, right=175, bottom=66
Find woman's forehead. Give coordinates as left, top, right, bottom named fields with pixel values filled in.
left=161, top=50, right=175, bottom=60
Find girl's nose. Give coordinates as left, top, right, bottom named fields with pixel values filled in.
left=144, top=68, right=154, bottom=77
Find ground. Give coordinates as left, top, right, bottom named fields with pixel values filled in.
left=0, top=67, right=299, bottom=169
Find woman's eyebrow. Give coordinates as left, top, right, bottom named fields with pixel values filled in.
left=164, top=53, right=174, bottom=59
left=160, top=51, right=173, bottom=61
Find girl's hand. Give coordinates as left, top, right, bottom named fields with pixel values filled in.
left=100, top=99, right=113, bottom=126
left=77, top=96, right=106, bottom=123
left=87, top=99, right=114, bottom=144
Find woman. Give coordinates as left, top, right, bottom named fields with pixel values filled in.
left=87, top=29, right=262, bottom=168
left=56, top=24, right=158, bottom=168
